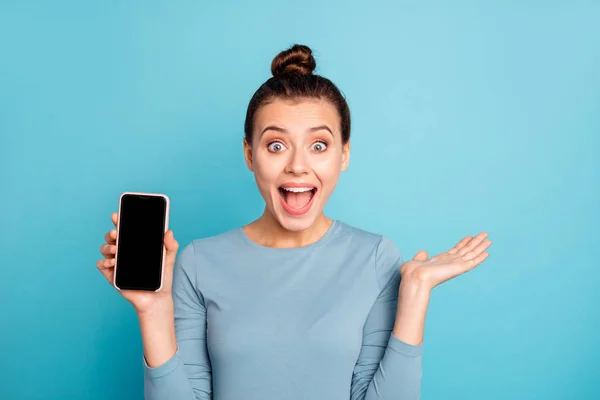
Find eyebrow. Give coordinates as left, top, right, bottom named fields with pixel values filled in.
left=260, top=125, right=334, bottom=138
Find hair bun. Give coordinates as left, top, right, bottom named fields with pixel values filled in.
left=271, top=44, right=316, bottom=77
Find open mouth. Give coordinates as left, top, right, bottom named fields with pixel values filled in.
left=278, top=186, right=317, bottom=215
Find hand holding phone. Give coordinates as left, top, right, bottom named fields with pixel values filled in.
left=97, top=192, right=179, bottom=314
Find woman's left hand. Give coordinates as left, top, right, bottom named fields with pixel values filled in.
left=400, top=232, right=492, bottom=291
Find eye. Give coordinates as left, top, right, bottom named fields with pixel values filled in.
left=311, top=141, right=327, bottom=152
left=267, top=141, right=287, bottom=153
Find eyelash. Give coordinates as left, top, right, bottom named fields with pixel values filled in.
left=267, top=140, right=328, bottom=153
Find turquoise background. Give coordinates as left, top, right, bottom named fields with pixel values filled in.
left=1, top=1, right=598, bottom=399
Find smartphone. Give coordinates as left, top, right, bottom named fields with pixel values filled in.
left=113, top=192, right=170, bottom=292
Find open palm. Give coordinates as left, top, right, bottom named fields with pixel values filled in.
left=400, top=232, right=492, bottom=291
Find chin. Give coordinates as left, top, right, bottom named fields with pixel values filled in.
left=275, top=213, right=320, bottom=232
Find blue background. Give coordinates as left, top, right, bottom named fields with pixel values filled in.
left=1, top=1, right=598, bottom=399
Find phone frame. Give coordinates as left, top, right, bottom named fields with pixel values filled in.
left=113, top=191, right=170, bottom=292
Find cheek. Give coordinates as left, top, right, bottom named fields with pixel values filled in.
left=253, top=153, right=283, bottom=187
left=313, top=156, right=342, bottom=187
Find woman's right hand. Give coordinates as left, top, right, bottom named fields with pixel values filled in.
left=97, top=212, right=179, bottom=315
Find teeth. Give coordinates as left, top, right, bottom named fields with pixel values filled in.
left=281, top=187, right=314, bottom=193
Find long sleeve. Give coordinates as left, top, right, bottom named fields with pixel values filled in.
left=143, top=242, right=213, bottom=400
left=350, top=236, right=423, bottom=400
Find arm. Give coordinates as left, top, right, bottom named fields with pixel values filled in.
left=392, top=279, right=430, bottom=346
left=142, top=242, right=212, bottom=400
left=351, top=232, right=492, bottom=400
left=350, top=236, right=423, bottom=400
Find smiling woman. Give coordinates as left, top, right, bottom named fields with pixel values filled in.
left=241, top=44, right=351, bottom=239
left=97, top=43, right=491, bottom=400
left=244, top=95, right=349, bottom=235
left=258, top=118, right=337, bottom=218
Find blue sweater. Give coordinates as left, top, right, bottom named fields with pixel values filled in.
left=143, top=220, right=423, bottom=399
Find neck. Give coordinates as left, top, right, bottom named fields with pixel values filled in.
left=243, top=209, right=333, bottom=248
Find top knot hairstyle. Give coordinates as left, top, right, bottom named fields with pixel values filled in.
left=244, top=44, right=351, bottom=145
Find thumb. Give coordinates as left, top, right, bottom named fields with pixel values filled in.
left=164, top=230, right=179, bottom=267
left=413, top=250, right=429, bottom=261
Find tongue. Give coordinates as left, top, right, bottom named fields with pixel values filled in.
left=285, top=191, right=312, bottom=209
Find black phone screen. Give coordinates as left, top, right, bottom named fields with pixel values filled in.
left=115, top=194, right=167, bottom=291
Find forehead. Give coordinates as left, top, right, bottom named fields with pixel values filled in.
left=254, top=98, right=340, bottom=133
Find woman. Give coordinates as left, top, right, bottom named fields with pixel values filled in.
left=97, top=44, right=491, bottom=400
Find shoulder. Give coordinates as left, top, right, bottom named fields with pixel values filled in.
left=190, top=227, right=240, bottom=253
left=335, top=220, right=401, bottom=258
left=335, top=220, right=383, bottom=248
left=336, top=220, right=404, bottom=289
left=175, top=228, right=240, bottom=272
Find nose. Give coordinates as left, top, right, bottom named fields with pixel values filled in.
left=285, top=148, right=310, bottom=175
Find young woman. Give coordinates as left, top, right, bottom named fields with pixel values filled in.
left=97, top=44, right=491, bottom=400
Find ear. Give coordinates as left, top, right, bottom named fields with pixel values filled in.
left=341, top=140, right=350, bottom=172
left=243, top=138, right=254, bottom=171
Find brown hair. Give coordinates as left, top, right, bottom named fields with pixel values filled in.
left=244, top=44, right=351, bottom=145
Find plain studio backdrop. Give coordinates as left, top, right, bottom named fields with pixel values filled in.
left=1, top=1, right=598, bottom=399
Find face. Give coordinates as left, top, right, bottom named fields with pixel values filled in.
left=244, top=98, right=350, bottom=232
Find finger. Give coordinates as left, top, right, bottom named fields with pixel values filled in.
left=112, top=212, right=118, bottom=227
left=96, top=258, right=115, bottom=281
left=463, top=240, right=492, bottom=261
left=97, top=257, right=115, bottom=269
left=448, top=236, right=472, bottom=255
left=412, top=250, right=428, bottom=262
left=99, top=243, right=116, bottom=259
left=465, top=252, right=490, bottom=271
left=458, top=232, right=489, bottom=256
left=164, top=230, right=179, bottom=268
left=104, top=229, right=117, bottom=244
